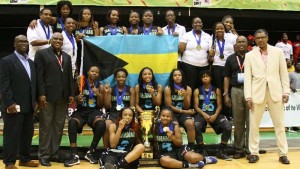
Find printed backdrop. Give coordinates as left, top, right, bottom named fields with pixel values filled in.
left=4, top=0, right=300, bottom=11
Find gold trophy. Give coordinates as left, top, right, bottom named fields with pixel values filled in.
left=140, top=111, right=153, bottom=149
left=138, top=106, right=160, bottom=167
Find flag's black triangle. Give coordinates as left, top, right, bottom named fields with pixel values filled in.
left=83, top=39, right=128, bottom=80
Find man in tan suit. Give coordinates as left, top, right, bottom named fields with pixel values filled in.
left=244, top=29, right=290, bottom=164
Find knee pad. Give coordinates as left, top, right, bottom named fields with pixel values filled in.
left=68, top=119, right=79, bottom=135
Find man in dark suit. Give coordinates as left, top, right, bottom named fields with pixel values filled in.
left=0, top=35, right=39, bottom=169
left=34, top=32, right=75, bottom=166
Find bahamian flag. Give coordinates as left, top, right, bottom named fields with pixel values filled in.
left=82, top=35, right=178, bottom=87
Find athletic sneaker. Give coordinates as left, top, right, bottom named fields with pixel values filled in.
left=64, top=154, right=80, bottom=167
left=85, top=150, right=98, bottom=164
left=188, top=161, right=205, bottom=168
left=205, top=156, right=218, bottom=164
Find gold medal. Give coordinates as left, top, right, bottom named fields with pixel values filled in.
left=88, top=99, right=94, bottom=105
left=146, top=84, right=152, bottom=90
left=205, top=104, right=210, bottom=111
left=178, top=90, right=182, bottom=96
left=197, top=45, right=201, bottom=50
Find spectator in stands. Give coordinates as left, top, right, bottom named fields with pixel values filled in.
left=208, top=22, right=236, bottom=119
left=222, top=15, right=238, bottom=37
left=138, top=10, right=164, bottom=35
left=293, top=34, right=300, bottom=62
left=244, top=29, right=290, bottom=164
left=224, top=36, right=249, bottom=159
left=194, top=70, right=232, bottom=160
left=164, top=69, right=196, bottom=150
left=287, top=59, right=295, bottom=73
left=34, top=32, right=75, bottom=166
left=275, top=33, right=293, bottom=59
left=128, top=11, right=140, bottom=35
left=62, top=17, right=77, bottom=78
left=64, top=65, right=106, bottom=167
left=28, top=0, right=73, bottom=32
left=100, top=9, right=128, bottom=36
left=0, top=35, right=39, bottom=169
left=153, top=106, right=217, bottom=169
left=247, top=35, right=255, bottom=51
left=103, top=68, right=135, bottom=148
left=100, top=107, right=145, bottom=169
left=178, top=17, right=211, bottom=91
left=162, top=9, right=186, bottom=68
left=135, top=67, right=163, bottom=115
left=27, top=8, right=53, bottom=60
left=289, top=62, right=300, bottom=93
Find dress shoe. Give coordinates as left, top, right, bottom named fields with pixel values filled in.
left=5, top=165, right=18, bottom=169
left=279, top=156, right=290, bottom=164
left=233, top=152, right=246, bottom=159
left=248, top=155, right=259, bottom=163
left=39, top=158, right=51, bottom=166
left=19, top=160, right=39, bottom=167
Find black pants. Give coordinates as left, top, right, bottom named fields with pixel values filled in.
left=181, top=62, right=209, bottom=91
left=211, top=65, right=232, bottom=119
left=3, top=111, right=34, bottom=165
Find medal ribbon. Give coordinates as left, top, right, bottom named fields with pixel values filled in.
left=87, top=79, right=99, bottom=99
left=129, top=26, right=139, bottom=34
left=58, top=17, right=65, bottom=30
left=202, top=85, right=212, bottom=105
left=217, top=39, right=225, bottom=56
left=159, top=123, right=174, bottom=133
left=116, top=85, right=127, bottom=105
left=143, top=25, right=152, bottom=35
left=192, top=30, right=201, bottom=47
left=64, top=31, right=75, bottom=55
left=109, top=25, right=118, bottom=35
left=236, top=55, right=245, bottom=72
left=167, top=24, right=176, bottom=35
left=174, top=83, right=184, bottom=90
left=39, top=20, right=50, bottom=40
left=79, top=26, right=90, bottom=34
left=143, top=82, right=152, bottom=89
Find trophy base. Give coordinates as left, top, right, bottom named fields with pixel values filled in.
left=139, top=146, right=160, bottom=167
left=138, top=158, right=160, bottom=167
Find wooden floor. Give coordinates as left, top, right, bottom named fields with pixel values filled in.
left=1, top=150, right=299, bottom=169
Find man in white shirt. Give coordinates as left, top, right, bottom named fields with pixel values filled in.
left=27, top=8, right=53, bottom=60
left=162, top=9, right=186, bottom=68
left=275, top=33, right=293, bottom=59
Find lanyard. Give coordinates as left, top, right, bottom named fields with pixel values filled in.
left=39, top=20, right=50, bottom=40
left=64, top=31, right=75, bottom=55
left=167, top=24, right=176, bottom=35
left=58, top=17, right=64, bottom=30
left=55, top=53, right=63, bottom=72
left=236, top=55, right=244, bottom=72
left=217, top=39, right=225, bottom=55
left=116, top=85, right=127, bottom=105
left=109, top=25, right=118, bottom=35
left=143, top=25, right=152, bottom=35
